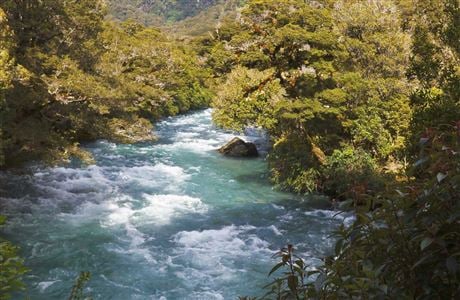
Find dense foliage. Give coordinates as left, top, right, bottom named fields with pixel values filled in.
left=1, top=0, right=459, bottom=298
left=0, top=1, right=214, bottom=297
left=0, top=216, right=27, bottom=300
left=209, top=0, right=459, bottom=298
left=208, top=0, right=412, bottom=197
left=257, top=124, right=459, bottom=299
left=0, top=0, right=212, bottom=168
left=107, top=0, right=245, bottom=38
left=108, top=0, right=225, bottom=25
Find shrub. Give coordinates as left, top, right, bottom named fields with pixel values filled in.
left=259, top=124, right=460, bottom=299
left=0, top=216, right=27, bottom=300
left=321, top=146, right=384, bottom=202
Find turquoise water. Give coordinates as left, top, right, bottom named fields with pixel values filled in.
left=0, top=110, right=350, bottom=299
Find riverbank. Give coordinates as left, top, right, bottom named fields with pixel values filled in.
left=0, top=109, right=351, bottom=299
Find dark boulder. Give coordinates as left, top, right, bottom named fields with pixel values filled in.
left=218, top=137, right=259, bottom=157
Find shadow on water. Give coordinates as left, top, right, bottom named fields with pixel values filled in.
left=234, top=169, right=272, bottom=186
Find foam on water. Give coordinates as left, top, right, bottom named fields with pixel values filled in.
left=118, top=163, right=190, bottom=192
left=173, top=225, right=270, bottom=257
left=189, top=291, right=225, bottom=300
left=0, top=109, right=349, bottom=299
left=37, top=280, right=60, bottom=292
left=168, top=225, right=275, bottom=298
left=136, top=194, right=207, bottom=225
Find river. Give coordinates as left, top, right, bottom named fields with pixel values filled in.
left=0, top=109, right=351, bottom=299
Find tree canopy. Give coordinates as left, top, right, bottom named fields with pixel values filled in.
left=208, top=0, right=413, bottom=195
left=1, top=0, right=459, bottom=298
left=0, top=0, right=212, bottom=168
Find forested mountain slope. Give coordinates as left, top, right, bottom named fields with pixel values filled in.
left=107, top=0, right=244, bottom=37
left=107, top=0, right=239, bottom=25
left=0, top=0, right=212, bottom=167
left=1, top=0, right=459, bottom=299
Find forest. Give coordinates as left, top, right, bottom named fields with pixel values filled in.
left=0, top=0, right=459, bottom=299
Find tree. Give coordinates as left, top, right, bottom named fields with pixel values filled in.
left=211, top=0, right=412, bottom=196
left=0, top=216, right=28, bottom=299
left=0, top=7, right=14, bottom=166
left=0, top=1, right=213, bottom=167
left=258, top=1, right=460, bottom=298
left=408, top=0, right=460, bottom=139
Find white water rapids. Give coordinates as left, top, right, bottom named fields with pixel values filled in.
left=0, top=109, right=352, bottom=299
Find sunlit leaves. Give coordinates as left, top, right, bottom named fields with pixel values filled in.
left=68, top=271, right=92, bottom=300
left=210, top=0, right=412, bottom=195
left=213, top=66, right=283, bottom=131
left=0, top=217, right=28, bottom=299
left=0, top=2, right=213, bottom=167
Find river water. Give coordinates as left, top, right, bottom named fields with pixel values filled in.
left=0, top=109, right=350, bottom=299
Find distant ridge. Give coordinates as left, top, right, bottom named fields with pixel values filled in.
left=107, top=0, right=244, bottom=35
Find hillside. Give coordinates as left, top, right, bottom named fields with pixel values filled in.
left=107, top=0, right=243, bottom=37
left=0, top=1, right=213, bottom=167
left=1, top=0, right=459, bottom=299
left=108, top=0, right=232, bottom=24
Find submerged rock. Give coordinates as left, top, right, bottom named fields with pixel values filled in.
left=218, top=137, right=259, bottom=157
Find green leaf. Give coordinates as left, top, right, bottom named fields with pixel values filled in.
left=294, top=259, right=304, bottom=269
left=436, top=172, right=448, bottom=183
left=335, top=239, right=343, bottom=255
left=268, top=262, right=285, bottom=277
left=420, top=237, right=434, bottom=251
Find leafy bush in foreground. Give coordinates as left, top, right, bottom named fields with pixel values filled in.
left=68, top=272, right=92, bottom=300
left=250, top=124, right=460, bottom=299
left=0, top=216, right=27, bottom=300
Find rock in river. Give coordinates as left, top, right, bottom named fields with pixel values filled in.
left=218, top=137, right=259, bottom=157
